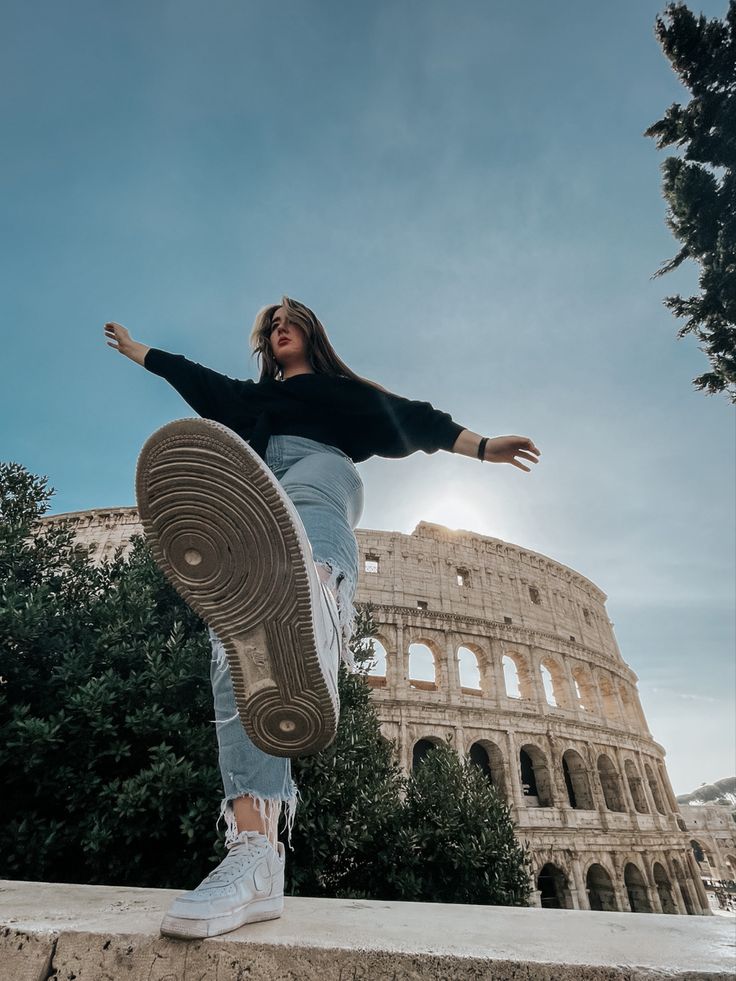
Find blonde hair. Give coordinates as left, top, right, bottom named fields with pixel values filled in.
left=248, top=296, right=390, bottom=393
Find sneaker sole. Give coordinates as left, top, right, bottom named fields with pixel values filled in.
left=135, top=417, right=338, bottom=757
left=160, top=895, right=284, bottom=939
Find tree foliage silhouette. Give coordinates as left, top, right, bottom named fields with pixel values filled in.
left=645, top=1, right=736, bottom=401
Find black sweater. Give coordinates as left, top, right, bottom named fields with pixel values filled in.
left=143, top=348, right=466, bottom=464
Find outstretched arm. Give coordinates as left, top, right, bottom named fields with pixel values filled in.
left=104, top=321, right=259, bottom=433
left=451, top=428, right=541, bottom=473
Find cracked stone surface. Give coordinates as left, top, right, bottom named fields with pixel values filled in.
left=0, top=879, right=734, bottom=980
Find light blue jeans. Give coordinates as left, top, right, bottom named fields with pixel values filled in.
left=207, top=434, right=365, bottom=845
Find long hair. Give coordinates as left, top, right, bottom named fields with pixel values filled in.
left=248, top=296, right=391, bottom=393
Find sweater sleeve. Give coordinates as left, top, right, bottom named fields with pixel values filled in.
left=143, top=348, right=261, bottom=434
left=369, top=387, right=466, bottom=457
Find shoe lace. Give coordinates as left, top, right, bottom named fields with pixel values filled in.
left=201, top=833, right=266, bottom=886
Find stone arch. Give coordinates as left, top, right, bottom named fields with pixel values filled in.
left=652, top=861, right=677, bottom=914
left=540, top=663, right=556, bottom=705
left=624, top=759, right=650, bottom=813
left=519, top=743, right=554, bottom=807
left=541, top=656, right=571, bottom=709
left=644, top=762, right=666, bottom=814
left=596, top=754, right=626, bottom=812
left=562, top=749, right=594, bottom=809
left=408, top=640, right=438, bottom=690
left=690, top=839, right=706, bottom=865
left=624, top=862, right=652, bottom=912
left=501, top=653, right=521, bottom=698
left=468, top=739, right=507, bottom=800
left=412, top=735, right=443, bottom=770
left=597, top=672, right=621, bottom=722
left=586, top=863, right=618, bottom=911
left=536, top=863, right=573, bottom=909
left=457, top=643, right=483, bottom=694
left=571, top=664, right=596, bottom=712
left=671, top=857, right=695, bottom=914
left=366, top=636, right=388, bottom=688
left=503, top=650, right=535, bottom=699
left=725, top=854, right=736, bottom=880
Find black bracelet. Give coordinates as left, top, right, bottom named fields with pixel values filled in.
left=477, top=436, right=488, bottom=461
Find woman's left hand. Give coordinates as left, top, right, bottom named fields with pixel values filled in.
left=483, top=435, right=541, bottom=472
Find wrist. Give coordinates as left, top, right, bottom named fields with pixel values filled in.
left=451, top=429, right=489, bottom=460
left=129, top=341, right=151, bottom=367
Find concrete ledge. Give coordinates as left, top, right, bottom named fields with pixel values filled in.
left=0, top=879, right=733, bottom=980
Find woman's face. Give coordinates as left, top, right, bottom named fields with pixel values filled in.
left=268, top=306, right=309, bottom=366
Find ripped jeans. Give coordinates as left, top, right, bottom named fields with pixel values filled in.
left=207, top=434, right=365, bottom=847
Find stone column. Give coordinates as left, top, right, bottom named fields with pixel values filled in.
left=393, top=621, right=406, bottom=697
left=569, top=856, right=589, bottom=910
left=686, top=851, right=712, bottom=914
left=545, top=733, right=571, bottom=821
left=527, top=645, right=549, bottom=715
left=445, top=631, right=462, bottom=701
left=561, top=656, right=582, bottom=713
left=487, top=637, right=508, bottom=701
left=665, top=854, right=691, bottom=915
left=505, top=730, right=526, bottom=813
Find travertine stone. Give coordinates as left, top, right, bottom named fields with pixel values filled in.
left=1, top=880, right=735, bottom=981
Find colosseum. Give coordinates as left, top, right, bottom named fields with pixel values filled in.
left=40, top=506, right=712, bottom=915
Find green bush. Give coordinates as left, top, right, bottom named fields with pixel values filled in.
left=1, top=461, right=531, bottom=905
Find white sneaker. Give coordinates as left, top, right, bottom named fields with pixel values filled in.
left=160, top=832, right=285, bottom=939
left=135, top=417, right=341, bottom=757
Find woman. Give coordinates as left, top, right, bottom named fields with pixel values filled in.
left=104, top=296, right=540, bottom=939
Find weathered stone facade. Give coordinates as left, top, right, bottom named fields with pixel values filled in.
left=39, top=507, right=712, bottom=914
left=679, top=803, right=736, bottom=883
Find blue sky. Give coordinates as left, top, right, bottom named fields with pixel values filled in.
left=2, top=0, right=733, bottom=794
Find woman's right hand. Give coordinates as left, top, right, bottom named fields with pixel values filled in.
left=104, top=322, right=150, bottom=366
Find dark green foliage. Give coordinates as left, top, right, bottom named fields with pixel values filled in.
left=0, top=462, right=224, bottom=888
left=392, top=737, right=532, bottom=906
left=1, top=461, right=532, bottom=907
left=645, top=2, right=736, bottom=401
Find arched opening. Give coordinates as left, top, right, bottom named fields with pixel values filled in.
left=572, top=666, right=596, bottom=712
left=519, top=744, right=553, bottom=807
left=457, top=645, right=482, bottom=694
left=671, top=858, right=695, bottom=914
left=586, top=864, right=618, bottom=911
left=540, top=664, right=557, bottom=706
left=502, top=654, right=521, bottom=698
left=624, top=863, right=652, bottom=913
left=541, top=658, right=570, bottom=709
left=408, top=642, right=437, bottom=691
left=624, top=759, right=650, bottom=813
left=468, top=740, right=507, bottom=799
left=644, top=763, right=666, bottom=814
left=412, top=737, right=441, bottom=770
left=562, top=749, right=594, bottom=809
left=690, top=839, right=706, bottom=865
left=596, top=754, right=626, bottom=812
left=536, top=863, right=573, bottom=909
left=653, top=862, right=677, bottom=914
left=725, top=855, right=736, bottom=880
left=366, top=638, right=388, bottom=688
